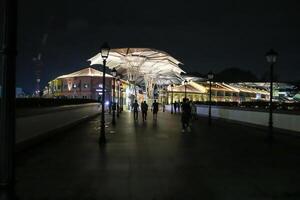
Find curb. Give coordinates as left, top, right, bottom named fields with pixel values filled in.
left=16, top=113, right=100, bottom=152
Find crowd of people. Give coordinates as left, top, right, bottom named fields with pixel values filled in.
left=132, top=100, right=159, bottom=122
left=130, top=98, right=197, bottom=132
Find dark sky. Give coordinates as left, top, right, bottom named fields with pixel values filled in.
left=10, top=0, right=300, bottom=92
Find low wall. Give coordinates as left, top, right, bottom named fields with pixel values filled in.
left=196, top=105, right=300, bottom=133
left=151, top=104, right=300, bottom=133
left=16, top=103, right=101, bottom=148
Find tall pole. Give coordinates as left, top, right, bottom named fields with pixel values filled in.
left=120, top=85, right=123, bottom=112
left=117, top=80, right=120, bottom=118
left=134, top=82, right=137, bottom=101
left=99, top=60, right=106, bottom=144
left=112, top=77, right=116, bottom=125
left=268, top=63, right=274, bottom=141
left=171, top=86, right=174, bottom=114
left=0, top=0, right=18, bottom=199
left=209, top=80, right=212, bottom=125
left=184, top=84, right=187, bottom=99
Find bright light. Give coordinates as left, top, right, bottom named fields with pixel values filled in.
left=105, top=101, right=110, bottom=105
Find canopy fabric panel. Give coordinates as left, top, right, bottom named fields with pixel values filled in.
left=56, top=67, right=112, bottom=79
left=88, top=48, right=185, bottom=85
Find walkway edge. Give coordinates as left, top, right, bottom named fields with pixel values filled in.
left=16, top=113, right=100, bottom=152
left=197, top=114, right=300, bottom=138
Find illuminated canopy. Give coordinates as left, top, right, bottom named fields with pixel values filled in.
left=88, top=48, right=185, bottom=85
left=56, top=67, right=112, bottom=79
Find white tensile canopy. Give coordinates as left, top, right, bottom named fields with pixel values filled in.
left=56, top=67, right=113, bottom=79
left=88, top=48, right=185, bottom=85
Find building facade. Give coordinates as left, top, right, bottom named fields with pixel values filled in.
left=44, top=67, right=129, bottom=106
left=166, top=81, right=270, bottom=103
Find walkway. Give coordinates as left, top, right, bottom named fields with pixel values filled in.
left=16, top=111, right=300, bottom=200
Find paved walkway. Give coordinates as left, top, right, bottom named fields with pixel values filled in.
left=16, top=111, right=300, bottom=200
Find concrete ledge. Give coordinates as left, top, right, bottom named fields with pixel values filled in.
left=197, top=114, right=300, bottom=138
left=16, top=113, right=100, bottom=152
left=16, top=103, right=101, bottom=151
left=196, top=105, right=300, bottom=134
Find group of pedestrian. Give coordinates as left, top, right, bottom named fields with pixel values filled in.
left=132, top=100, right=159, bottom=122
left=132, top=98, right=197, bottom=133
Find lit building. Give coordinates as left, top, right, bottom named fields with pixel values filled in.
left=166, top=81, right=270, bottom=103
left=44, top=67, right=298, bottom=105
left=45, top=67, right=128, bottom=105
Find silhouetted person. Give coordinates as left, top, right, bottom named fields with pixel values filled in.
left=174, top=101, right=178, bottom=113
left=181, top=98, right=191, bottom=132
left=141, top=101, right=148, bottom=122
left=191, top=101, right=197, bottom=120
left=132, top=100, right=139, bottom=120
left=109, top=101, right=112, bottom=114
left=152, top=100, right=159, bottom=121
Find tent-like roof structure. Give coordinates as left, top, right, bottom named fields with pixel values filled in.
left=56, top=67, right=112, bottom=79
left=88, top=48, right=185, bottom=85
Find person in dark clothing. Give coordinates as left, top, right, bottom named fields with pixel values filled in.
left=141, top=101, right=148, bottom=122
left=174, top=101, right=178, bottom=113
left=132, top=100, right=139, bottom=121
left=181, top=98, right=191, bottom=132
left=152, top=100, right=159, bottom=121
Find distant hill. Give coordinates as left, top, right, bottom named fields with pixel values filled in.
left=214, top=67, right=258, bottom=82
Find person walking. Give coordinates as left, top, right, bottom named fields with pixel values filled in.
left=178, top=101, right=181, bottom=113
left=152, top=100, right=159, bottom=121
left=191, top=101, right=197, bottom=120
left=132, top=100, right=139, bottom=121
left=174, top=101, right=178, bottom=113
left=141, top=101, right=148, bottom=122
left=181, top=98, right=191, bottom=132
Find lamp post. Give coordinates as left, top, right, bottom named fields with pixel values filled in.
left=184, top=80, right=188, bottom=99
left=208, top=71, right=214, bottom=126
left=120, top=83, right=123, bottom=112
left=171, top=84, right=174, bottom=114
left=265, top=49, right=278, bottom=142
left=99, top=42, right=110, bottom=144
left=111, top=68, right=117, bottom=125
left=116, top=76, right=120, bottom=117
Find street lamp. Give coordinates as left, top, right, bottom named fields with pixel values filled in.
left=116, top=76, right=120, bottom=117
left=208, top=71, right=214, bottom=125
left=184, top=80, right=188, bottom=99
left=265, top=49, right=278, bottom=142
left=99, top=42, right=110, bottom=144
left=171, top=84, right=174, bottom=114
left=111, top=68, right=117, bottom=125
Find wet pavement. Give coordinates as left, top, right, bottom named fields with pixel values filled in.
left=16, top=111, right=300, bottom=200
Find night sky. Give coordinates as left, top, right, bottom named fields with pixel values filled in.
left=9, top=0, right=300, bottom=93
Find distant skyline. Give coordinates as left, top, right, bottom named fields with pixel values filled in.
left=2, top=0, right=300, bottom=93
